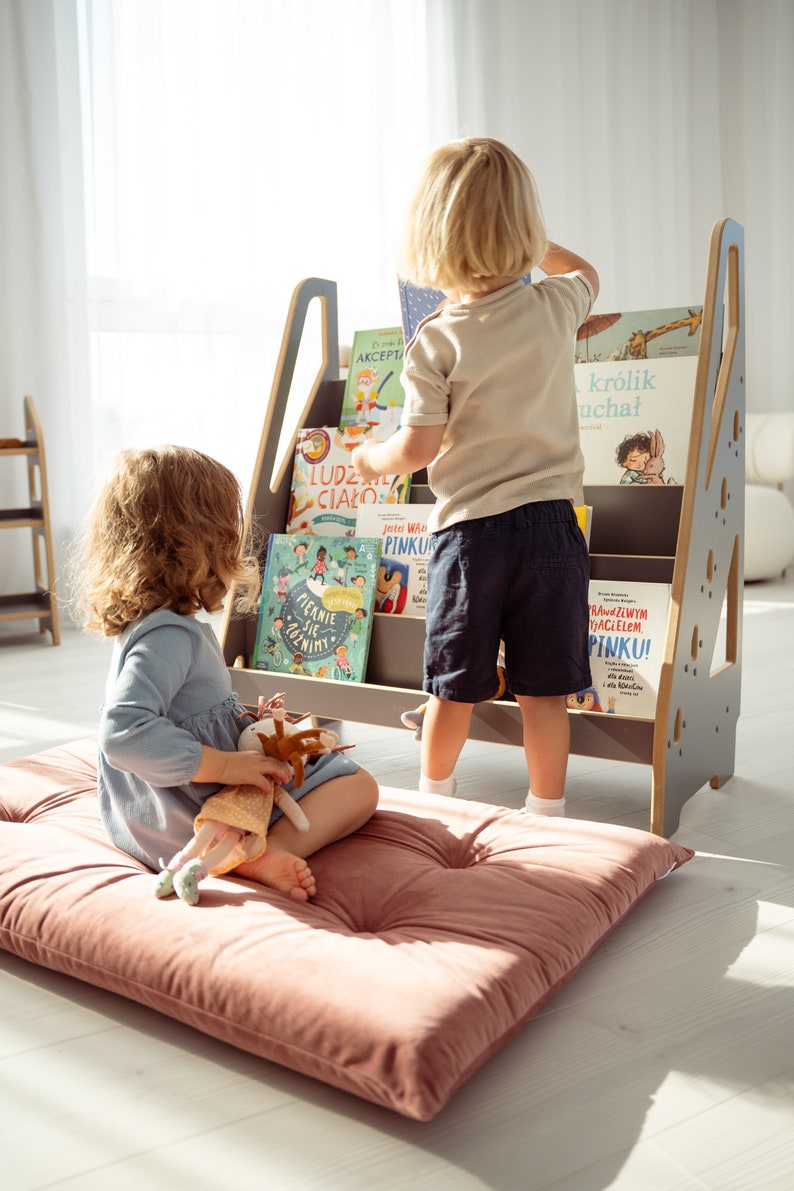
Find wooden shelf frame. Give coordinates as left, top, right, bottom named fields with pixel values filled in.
left=222, top=219, right=745, bottom=836
left=0, top=396, right=60, bottom=644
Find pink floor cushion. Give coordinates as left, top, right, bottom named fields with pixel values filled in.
left=0, top=740, right=693, bottom=1120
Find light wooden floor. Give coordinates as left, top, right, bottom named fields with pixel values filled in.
left=1, top=572, right=793, bottom=1191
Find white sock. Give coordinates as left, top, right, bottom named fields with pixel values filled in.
left=419, top=773, right=458, bottom=797
left=524, top=791, right=566, bottom=817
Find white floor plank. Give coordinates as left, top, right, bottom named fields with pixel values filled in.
left=1, top=572, right=793, bottom=1190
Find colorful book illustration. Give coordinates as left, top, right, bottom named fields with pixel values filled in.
left=286, top=427, right=410, bottom=537
left=567, top=580, right=671, bottom=719
left=397, top=274, right=532, bottom=343
left=577, top=353, right=699, bottom=486
left=252, top=533, right=381, bottom=681
left=337, top=326, right=405, bottom=448
left=355, top=504, right=435, bottom=615
left=575, top=306, right=703, bottom=363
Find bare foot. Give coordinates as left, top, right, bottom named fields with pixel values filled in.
left=237, top=847, right=316, bottom=901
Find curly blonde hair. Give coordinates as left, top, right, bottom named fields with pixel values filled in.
left=400, top=137, right=548, bottom=293
left=74, top=445, right=261, bottom=637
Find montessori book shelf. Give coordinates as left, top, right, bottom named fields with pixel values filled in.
left=221, top=218, right=745, bottom=837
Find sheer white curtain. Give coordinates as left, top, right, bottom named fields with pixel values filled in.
left=2, top=0, right=438, bottom=597
left=0, top=0, right=90, bottom=597
left=431, top=0, right=794, bottom=416
left=1, top=0, right=792, bottom=610
left=75, top=0, right=435, bottom=491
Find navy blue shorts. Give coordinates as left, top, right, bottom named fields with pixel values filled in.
left=423, top=500, right=592, bottom=702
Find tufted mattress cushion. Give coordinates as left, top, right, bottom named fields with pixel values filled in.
left=0, top=739, right=693, bottom=1120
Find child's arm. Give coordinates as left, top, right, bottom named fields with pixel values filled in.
left=352, top=423, right=444, bottom=483
left=192, top=747, right=292, bottom=791
left=539, top=242, right=600, bottom=300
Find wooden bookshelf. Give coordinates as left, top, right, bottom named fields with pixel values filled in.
left=0, top=396, right=60, bottom=644
left=222, top=219, right=745, bottom=836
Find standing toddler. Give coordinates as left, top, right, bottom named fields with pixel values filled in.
left=352, top=137, right=598, bottom=816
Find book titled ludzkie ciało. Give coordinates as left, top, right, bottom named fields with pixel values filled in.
left=336, top=326, right=406, bottom=449
left=252, top=534, right=381, bottom=682
left=286, top=426, right=410, bottom=537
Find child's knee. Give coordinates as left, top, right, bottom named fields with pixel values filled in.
left=355, top=767, right=380, bottom=817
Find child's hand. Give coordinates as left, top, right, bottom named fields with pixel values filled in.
left=194, top=746, right=292, bottom=791
left=228, top=751, right=293, bottom=790
left=351, top=441, right=380, bottom=483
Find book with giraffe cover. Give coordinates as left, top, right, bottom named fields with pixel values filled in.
left=575, top=305, right=704, bottom=486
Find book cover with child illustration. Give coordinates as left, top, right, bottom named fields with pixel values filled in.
left=252, top=534, right=381, bottom=682
left=573, top=307, right=704, bottom=488
left=355, top=504, right=435, bottom=615
left=575, top=305, right=703, bottom=486
left=287, top=426, right=410, bottom=537
left=336, top=326, right=406, bottom=448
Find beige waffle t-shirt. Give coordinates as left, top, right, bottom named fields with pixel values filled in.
left=400, top=274, right=594, bottom=532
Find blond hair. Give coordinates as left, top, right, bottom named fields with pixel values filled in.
left=400, top=137, right=548, bottom=293
left=73, top=445, right=261, bottom=636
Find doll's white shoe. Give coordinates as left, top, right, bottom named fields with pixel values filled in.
left=401, top=667, right=506, bottom=743
left=400, top=705, right=426, bottom=741
left=173, top=858, right=204, bottom=906
left=153, top=864, right=175, bottom=898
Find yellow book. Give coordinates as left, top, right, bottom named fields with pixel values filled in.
left=575, top=504, right=593, bottom=546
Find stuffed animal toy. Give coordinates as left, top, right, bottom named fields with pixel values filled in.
left=401, top=653, right=507, bottom=740
left=154, top=696, right=346, bottom=905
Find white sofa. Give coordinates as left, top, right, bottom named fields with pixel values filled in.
left=744, top=412, right=794, bottom=582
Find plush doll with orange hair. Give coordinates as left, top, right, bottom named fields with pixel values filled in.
left=154, top=697, right=348, bottom=905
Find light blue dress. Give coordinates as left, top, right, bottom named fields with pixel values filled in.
left=97, top=608, right=358, bottom=870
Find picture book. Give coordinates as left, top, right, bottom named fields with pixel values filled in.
left=252, top=533, right=381, bottom=681
left=575, top=504, right=593, bottom=547
left=398, top=274, right=532, bottom=343
left=397, top=279, right=448, bottom=343
left=286, top=427, right=410, bottom=537
left=577, top=354, right=699, bottom=486
left=355, top=504, right=435, bottom=615
left=567, top=580, right=671, bottom=720
left=575, top=305, right=703, bottom=363
left=337, top=326, right=405, bottom=447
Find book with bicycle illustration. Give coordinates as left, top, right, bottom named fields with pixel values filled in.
left=251, top=533, right=381, bottom=682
